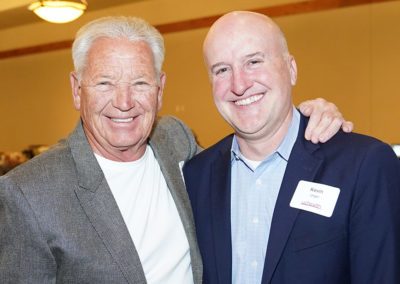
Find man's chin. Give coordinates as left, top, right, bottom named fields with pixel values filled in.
left=110, top=139, right=146, bottom=151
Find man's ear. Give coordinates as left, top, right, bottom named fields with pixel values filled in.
left=157, top=72, right=166, bottom=111
left=70, top=72, right=81, bottom=110
left=288, top=56, right=298, bottom=86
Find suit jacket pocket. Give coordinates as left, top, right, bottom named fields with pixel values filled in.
left=293, top=228, right=347, bottom=252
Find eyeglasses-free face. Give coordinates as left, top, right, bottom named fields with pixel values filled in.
left=70, top=37, right=165, bottom=161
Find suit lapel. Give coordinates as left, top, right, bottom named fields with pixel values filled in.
left=68, top=121, right=146, bottom=284
left=211, top=139, right=233, bottom=283
left=261, top=116, right=323, bottom=284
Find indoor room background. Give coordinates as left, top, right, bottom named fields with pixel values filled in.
left=1, top=0, right=399, bottom=151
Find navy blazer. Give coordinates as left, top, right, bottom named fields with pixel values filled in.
left=183, top=115, right=400, bottom=284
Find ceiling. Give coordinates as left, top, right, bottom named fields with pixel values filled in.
left=0, top=0, right=140, bottom=29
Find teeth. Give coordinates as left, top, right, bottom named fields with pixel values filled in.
left=111, top=117, right=133, bottom=122
left=235, top=94, right=263, bottom=106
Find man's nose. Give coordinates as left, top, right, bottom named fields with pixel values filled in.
left=113, top=84, right=134, bottom=110
left=231, top=69, right=251, bottom=96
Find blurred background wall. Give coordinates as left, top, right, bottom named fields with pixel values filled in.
left=1, top=0, right=399, bottom=151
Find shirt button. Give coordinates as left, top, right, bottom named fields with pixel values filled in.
left=253, top=217, right=259, bottom=224
left=251, top=261, right=258, bottom=267
left=256, top=179, right=261, bottom=185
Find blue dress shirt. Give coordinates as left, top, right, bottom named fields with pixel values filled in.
left=231, top=106, right=300, bottom=284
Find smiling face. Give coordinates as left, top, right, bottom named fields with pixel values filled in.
left=70, top=37, right=165, bottom=161
left=203, top=12, right=297, bottom=144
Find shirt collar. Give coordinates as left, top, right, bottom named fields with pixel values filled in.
left=231, top=105, right=300, bottom=163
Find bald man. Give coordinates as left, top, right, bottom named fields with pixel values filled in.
left=183, top=11, right=400, bottom=284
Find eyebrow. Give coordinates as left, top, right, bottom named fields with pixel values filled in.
left=210, top=62, right=227, bottom=73
left=210, top=52, right=265, bottom=72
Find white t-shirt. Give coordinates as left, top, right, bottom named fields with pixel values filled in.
left=95, top=145, right=193, bottom=283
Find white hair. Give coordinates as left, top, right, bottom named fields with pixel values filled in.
left=72, top=16, right=165, bottom=82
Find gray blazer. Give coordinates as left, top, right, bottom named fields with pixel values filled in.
left=0, top=116, right=202, bottom=284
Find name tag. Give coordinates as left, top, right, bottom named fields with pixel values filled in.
left=290, top=180, right=340, bottom=217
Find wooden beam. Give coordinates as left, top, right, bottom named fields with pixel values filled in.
left=0, top=40, right=73, bottom=59
left=155, top=0, right=393, bottom=33
left=252, top=0, right=392, bottom=17
left=0, top=0, right=397, bottom=60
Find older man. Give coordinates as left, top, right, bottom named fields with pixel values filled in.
left=183, top=11, right=400, bottom=284
left=0, top=16, right=349, bottom=283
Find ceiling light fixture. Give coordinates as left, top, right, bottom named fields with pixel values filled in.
left=28, top=0, right=87, bottom=24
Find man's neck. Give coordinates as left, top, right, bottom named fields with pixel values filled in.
left=235, top=107, right=293, bottom=161
left=83, top=128, right=147, bottom=162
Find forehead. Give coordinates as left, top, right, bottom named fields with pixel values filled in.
left=85, top=37, right=155, bottom=74
left=204, top=18, right=282, bottom=64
